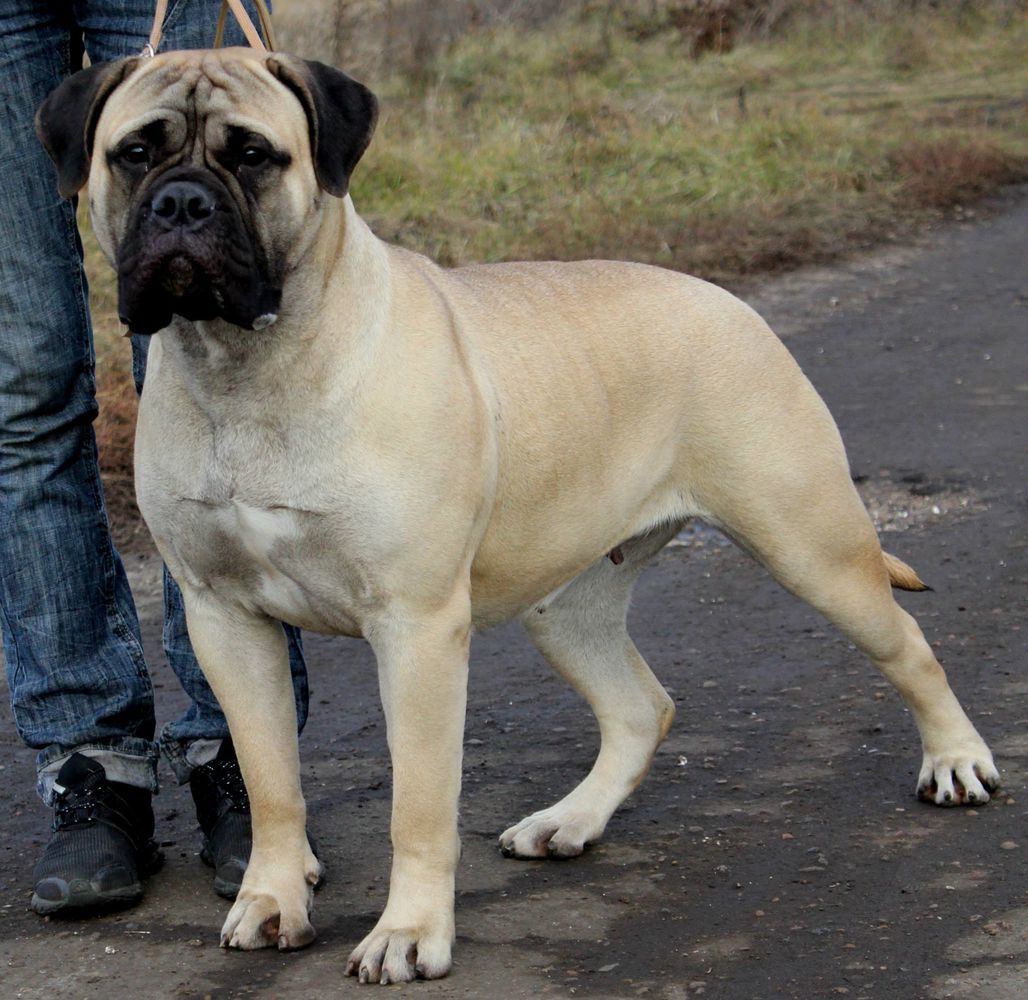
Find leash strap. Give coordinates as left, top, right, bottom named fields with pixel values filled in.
left=143, top=0, right=169, bottom=56
left=214, top=0, right=276, bottom=51
left=144, top=0, right=274, bottom=57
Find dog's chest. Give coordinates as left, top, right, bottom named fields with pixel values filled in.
left=166, top=489, right=368, bottom=638
left=137, top=367, right=381, bottom=635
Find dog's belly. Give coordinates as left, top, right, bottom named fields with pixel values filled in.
left=167, top=497, right=366, bottom=637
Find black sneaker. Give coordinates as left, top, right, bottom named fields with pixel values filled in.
left=189, top=737, right=252, bottom=899
left=189, top=737, right=322, bottom=899
left=31, top=753, right=163, bottom=916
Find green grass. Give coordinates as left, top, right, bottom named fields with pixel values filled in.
left=349, top=5, right=1028, bottom=272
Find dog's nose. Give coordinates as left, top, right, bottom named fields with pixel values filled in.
left=150, top=180, right=216, bottom=231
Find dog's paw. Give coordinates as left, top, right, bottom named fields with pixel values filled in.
left=220, top=853, right=321, bottom=950
left=498, top=804, right=604, bottom=859
left=916, top=740, right=1000, bottom=806
left=220, top=891, right=316, bottom=950
left=345, top=914, right=453, bottom=984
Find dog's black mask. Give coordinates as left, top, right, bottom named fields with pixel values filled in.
left=116, top=164, right=281, bottom=336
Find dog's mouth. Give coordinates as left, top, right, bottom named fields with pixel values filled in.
left=116, top=169, right=281, bottom=336
left=118, top=239, right=281, bottom=336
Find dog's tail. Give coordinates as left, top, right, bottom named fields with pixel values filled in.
left=883, top=551, right=931, bottom=592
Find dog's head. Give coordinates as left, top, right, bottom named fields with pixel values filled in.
left=36, top=48, right=377, bottom=334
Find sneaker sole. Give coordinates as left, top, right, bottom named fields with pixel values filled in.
left=30, top=843, right=164, bottom=916
left=31, top=882, right=144, bottom=916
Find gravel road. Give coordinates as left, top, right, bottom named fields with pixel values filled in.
left=1, top=189, right=1025, bottom=1000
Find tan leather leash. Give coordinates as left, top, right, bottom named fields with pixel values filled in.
left=143, top=0, right=275, bottom=57
left=214, top=0, right=276, bottom=51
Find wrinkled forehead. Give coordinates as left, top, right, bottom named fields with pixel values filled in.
left=97, top=48, right=308, bottom=151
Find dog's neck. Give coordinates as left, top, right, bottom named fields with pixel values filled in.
left=152, top=195, right=391, bottom=424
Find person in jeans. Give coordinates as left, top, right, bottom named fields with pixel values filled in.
left=0, top=0, right=309, bottom=914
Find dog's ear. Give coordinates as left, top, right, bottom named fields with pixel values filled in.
left=266, top=56, right=378, bottom=198
left=35, top=58, right=141, bottom=199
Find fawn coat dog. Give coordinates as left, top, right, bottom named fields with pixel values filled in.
left=37, top=48, right=999, bottom=983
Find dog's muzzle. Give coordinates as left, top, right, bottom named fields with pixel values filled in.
left=117, top=167, right=281, bottom=335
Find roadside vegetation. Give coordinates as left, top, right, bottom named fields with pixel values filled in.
left=85, top=0, right=1028, bottom=543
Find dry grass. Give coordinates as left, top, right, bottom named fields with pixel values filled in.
left=95, top=367, right=148, bottom=551
left=83, top=0, right=1028, bottom=540
left=889, top=139, right=1027, bottom=209
left=342, top=4, right=1028, bottom=277
left=78, top=210, right=144, bottom=549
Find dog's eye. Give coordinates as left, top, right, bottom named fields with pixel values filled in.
left=240, top=146, right=269, bottom=168
left=120, top=144, right=149, bottom=166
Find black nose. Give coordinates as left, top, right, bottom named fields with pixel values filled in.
left=150, top=180, right=216, bottom=231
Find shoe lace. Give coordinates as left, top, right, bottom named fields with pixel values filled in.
left=203, top=757, right=250, bottom=813
left=52, top=778, right=108, bottom=830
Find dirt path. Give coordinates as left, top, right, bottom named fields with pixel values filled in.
left=1, top=190, right=1025, bottom=1000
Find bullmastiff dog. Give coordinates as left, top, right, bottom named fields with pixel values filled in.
left=37, top=48, right=1000, bottom=984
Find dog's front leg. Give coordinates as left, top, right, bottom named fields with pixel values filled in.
left=182, top=591, right=321, bottom=951
left=346, top=595, right=471, bottom=984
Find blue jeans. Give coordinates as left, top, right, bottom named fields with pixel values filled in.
left=0, top=0, right=308, bottom=805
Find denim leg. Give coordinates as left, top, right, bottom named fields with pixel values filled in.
left=0, top=2, right=157, bottom=806
left=84, top=0, right=309, bottom=783
left=155, top=558, right=308, bottom=783
left=78, top=0, right=276, bottom=63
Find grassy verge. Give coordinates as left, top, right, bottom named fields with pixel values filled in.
left=84, top=3, right=1028, bottom=544
left=353, top=4, right=1028, bottom=273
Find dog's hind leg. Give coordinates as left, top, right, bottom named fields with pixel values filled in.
left=500, top=526, right=679, bottom=859
left=703, top=449, right=1000, bottom=806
